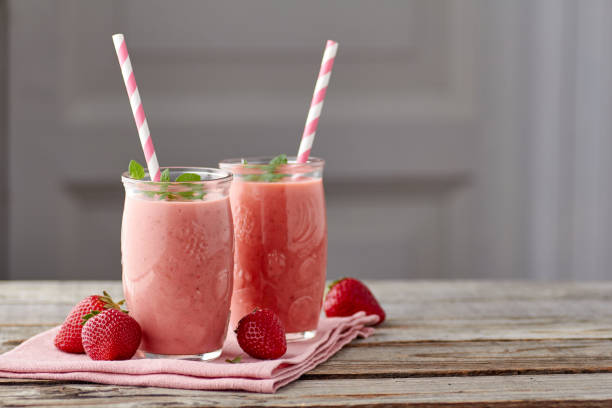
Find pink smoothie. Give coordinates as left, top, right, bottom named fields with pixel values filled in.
left=121, top=195, right=234, bottom=355
left=229, top=178, right=327, bottom=333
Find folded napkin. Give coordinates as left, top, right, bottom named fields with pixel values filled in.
left=0, top=312, right=377, bottom=393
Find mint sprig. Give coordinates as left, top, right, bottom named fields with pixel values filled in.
left=127, top=161, right=206, bottom=200
left=160, top=168, right=170, bottom=182
left=243, top=154, right=289, bottom=182
left=129, top=160, right=145, bottom=180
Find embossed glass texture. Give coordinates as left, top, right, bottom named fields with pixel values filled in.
left=121, top=168, right=234, bottom=357
left=219, top=157, right=327, bottom=336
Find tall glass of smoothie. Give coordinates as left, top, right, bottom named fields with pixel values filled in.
left=219, top=156, right=327, bottom=340
left=121, top=167, right=234, bottom=360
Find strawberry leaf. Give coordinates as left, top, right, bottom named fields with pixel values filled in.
left=328, top=278, right=344, bottom=291
left=81, top=310, right=101, bottom=326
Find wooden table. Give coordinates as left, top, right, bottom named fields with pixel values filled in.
left=2, top=281, right=612, bottom=407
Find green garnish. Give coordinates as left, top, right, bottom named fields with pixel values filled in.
left=225, top=356, right=242, bottom=364
left=243, top=154, right=289, bottom=182
left=129, top=160, right=145, bottom=180
left=81, top=310, right=101, bottom=326
left=127, top=161, right=206, bottom=201
left=175, top=173, right=201, bottom=182
left=160, top=168, right=170, bottom=182
left=268, top=154, right=288, bottom=167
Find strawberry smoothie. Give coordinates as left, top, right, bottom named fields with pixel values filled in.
left=220, top=157, right=327, bottom=337
left=121, top=168, right=234, bottom=359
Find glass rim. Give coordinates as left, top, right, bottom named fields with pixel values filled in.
left=121, top=166, right=233, bottom=185
left=219, top=156, right=325, bottom=168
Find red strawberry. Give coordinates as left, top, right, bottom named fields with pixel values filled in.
left=54, top=291, right=125, bottom=353
left=324, top=278, right=386, bottom=324
left=81, top=309, right=142, bottom=360
left=235, top=308, right=287, bottom=360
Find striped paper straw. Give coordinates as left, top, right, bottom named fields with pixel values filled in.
left=112, top=34, right=161, bottom=182
left=296, top=40, right=338, bottom=163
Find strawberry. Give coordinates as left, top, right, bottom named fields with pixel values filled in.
left=235, top=308, right=287, bottom=360
left=54, top=291, right=125, bottom=353
left=81, top=309, right=142, bottom=360
left=324, top=278, right=386, bottom=324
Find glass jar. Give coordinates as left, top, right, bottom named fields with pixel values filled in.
left=219, top=157, right=327, bottom=340
left=121, top=167, right=234, bottom=359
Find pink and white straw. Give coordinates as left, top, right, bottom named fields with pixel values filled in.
left=112, top=33, right=161, bottom=181
left=296, top=40, right=338, bottom=163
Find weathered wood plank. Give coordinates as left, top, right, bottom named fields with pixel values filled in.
left=3, top=280, right=612, bottom=303
left=308, top=338, right=612, bottom=378
left=4, top=281, right=612, bottom=406
left=2, top=374, right=612, bottom=407
left=3, top=281, right=612, bottom=342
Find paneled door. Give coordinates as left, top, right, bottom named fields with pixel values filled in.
left=9, top=0, right=479, bottom=280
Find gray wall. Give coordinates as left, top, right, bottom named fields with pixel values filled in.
left=0, top=0, right=7, bottom=279
left=8, top=0, right=477, bottom=281
left=6, top=0, right=612, bottom=281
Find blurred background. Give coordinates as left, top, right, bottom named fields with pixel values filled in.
left=2, top=0, right=612, bottom=281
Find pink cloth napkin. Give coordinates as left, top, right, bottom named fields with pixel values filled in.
left=0, top=312, right=377, bottom=393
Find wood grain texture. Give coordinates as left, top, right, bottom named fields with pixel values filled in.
left=2, top=280, right=612, bottom=407
left=2, top=374, right=612, bottom=407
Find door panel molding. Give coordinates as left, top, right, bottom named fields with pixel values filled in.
left=9, top=0, right=479, bottom=280
left=61, top=0, right=477, bottom=128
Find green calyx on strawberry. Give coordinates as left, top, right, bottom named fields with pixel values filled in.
left=81, top=293, right=128, bottom=326
left=99, top=291, right=127, bottom=311
left=53, top=291, right=126, bottom=354
left=324, top=278, right=386, bottom=324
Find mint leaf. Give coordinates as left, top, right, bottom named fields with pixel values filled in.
left=260, top=172, right=288, bottom=182
left=242, top=174, right=261, bottom=182
left=159, top=192, right=177, bottom=201
left=177, top=191, right=195, bottom=199
left=132, top=169, right=206, bottom=201
left=268, top=154, right=288, bottom=167
left=129, top=160, right=145, bottom=180
left=178, top=182, right=206, bottom=200
left=142, top=191, right=157, bottom=198
left=242, top=154, right=288, bottom=182
left=225, top=356, right=242, bottom=363
left=176, top=173, right=201, bottom=182
left=160, top=168, right=170, bottom=182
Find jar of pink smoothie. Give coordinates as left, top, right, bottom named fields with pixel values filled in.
left=121, top=167, right=234, bottom=360
left=220, top=157, right=327, bottom=340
